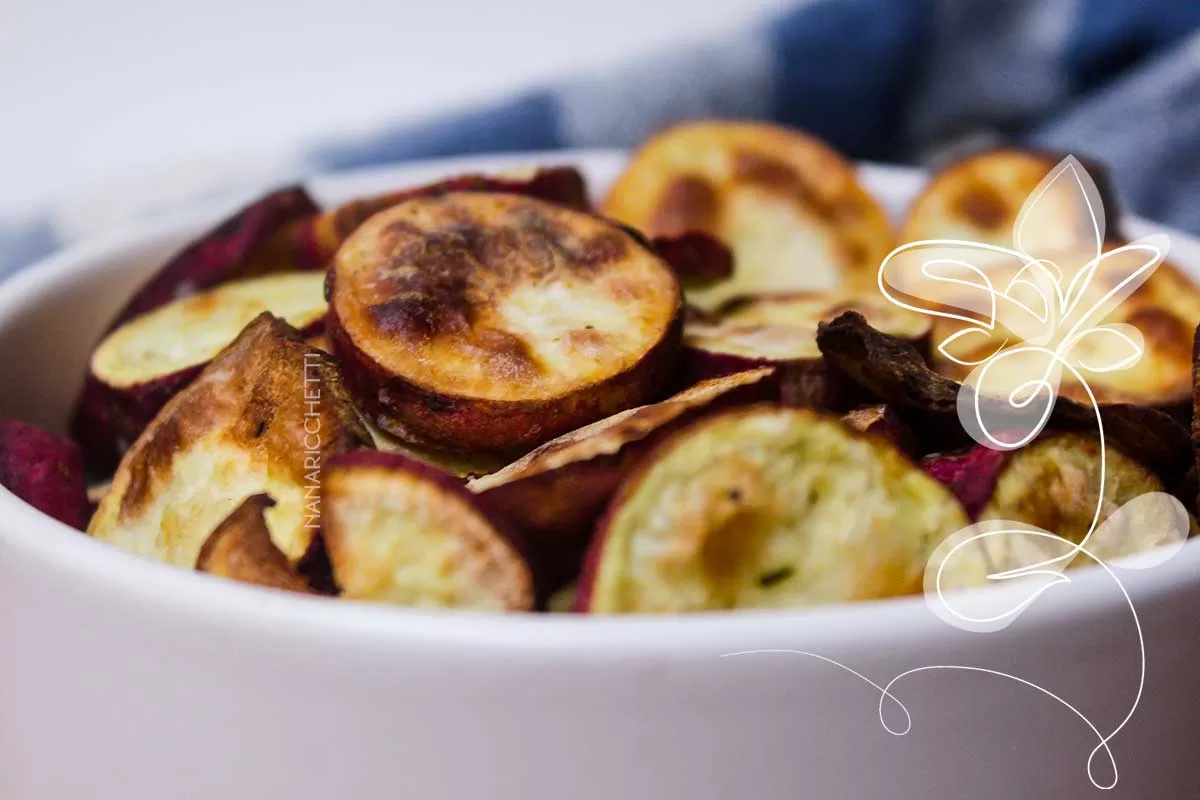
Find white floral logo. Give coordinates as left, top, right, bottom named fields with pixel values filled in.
left=727, top=157, right=1191, bottom=791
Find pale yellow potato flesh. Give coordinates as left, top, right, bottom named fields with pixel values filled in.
left=589, top=407, right=967, bottom=612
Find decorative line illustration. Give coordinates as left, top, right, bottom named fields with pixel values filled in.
left=727, top=156, right=1191, bottom=790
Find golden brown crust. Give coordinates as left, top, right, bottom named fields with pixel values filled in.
left=329, top=192, right=683, bottom=453
left=602, top=121, right=893, bottom=308
left=88, top=313, right=372, bottom=567
left=195, top=494, right=317, bottom=593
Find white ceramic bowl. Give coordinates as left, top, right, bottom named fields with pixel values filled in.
left=2, top=151, right=1198, bottom=800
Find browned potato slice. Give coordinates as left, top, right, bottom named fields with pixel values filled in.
left=322, top=451, right=533, bottom=610
left=602, top=121, right=893, bottom=309
left=89, top=313, right=372, bottom=568
left=929, top=244, right=1200, bottom=409
left=76, top=272, right=328, bottom=462
left=930, top=434, right=1195, bottom=584
left=684, top=291, right=929, bottom=382
left=328, top=192, right=683, bottom=454
left=196, top=494, right=316, bottom=593
left=576, top=406, right=967, bottom=612
left=468, top=368, right=776, bottom=590
left=899, top=148, right=1120, bottom=248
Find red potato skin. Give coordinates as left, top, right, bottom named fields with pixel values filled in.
left=106, top=186, right=320, bottom=331
left=327, top=294, right=686, bottom=456
left=609, top=226, right=735, bottom=289
left=281, top=167, right=591, bottom=271
left=922, top=445, right=1010, bottom=519
left=71, top=317, right=327, bottom=473
left=0, top=420, right=90, bottom=530
left=72, top=186, right=320, bottom=471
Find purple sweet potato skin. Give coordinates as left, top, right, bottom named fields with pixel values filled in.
left=107, top=186, right=320, bottom=331
left=922, top=445, right=1009, bottom=519
left=0, top=420, right=90, bottom=530
left=284, top=167, right=591, bottom=270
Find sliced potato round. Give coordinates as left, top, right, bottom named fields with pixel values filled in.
left=196, top=494, right=317, bottom=594
left=328, top=192, right=683, bottom=454
left=88, top=313, right=372, bottom=568
left=978, top=433, right=1193, bottom=559
left=322, top=452, right=533, bottom=610
left=929, top=246, right=1200, bottom=407
left=468, top=368, right=776, bottom=590
left=577, top=406, right=968, bottom=613
left=73, top=272, right=328, bottom=467
left=602, top=121, right=893, bottom=309
left=899, top=148, right=1118, bottom=248
left=931, top=433, right=1196, bottom=589
left=92, top=272, right=327, bottom=390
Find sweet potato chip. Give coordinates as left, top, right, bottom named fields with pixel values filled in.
left=577, top=405, right=967, bottom=612
left=328, top=192, right=683, bottom=454
left=322, top=451, right=533, bottom=610
left=603, top=120, right=894, bottom=309
left=196, top=494, right=317, bottom=593
left=89, top=313, right=372, bottom=568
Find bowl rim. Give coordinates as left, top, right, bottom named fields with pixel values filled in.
left=2, top=148, right=1197, bottom=657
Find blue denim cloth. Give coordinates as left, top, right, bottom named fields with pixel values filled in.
left=5, top=0, right=1200, bottom=277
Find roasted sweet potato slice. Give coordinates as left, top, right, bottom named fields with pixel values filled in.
left=328, top=192, right=683, bottom=454
left=683, top=291, right=929, bottom=383
left=927, top=244, right=1200, bottom=410
left=602, top=121, right=893, bottom=309
left=108, top=186, right=320, bottom=330
left=196, top=494, right=317, bottom=593
left=899, top=148, right=1120, bottom=248
left=576, top=406, right=968, bottom=612
left=468, top=368, right=776, bottom=590
left=0, top=420, right=90, bottom=530
left=281, top=166, right=589, bottom=270
left=929, top=434, right=1194, bottom=582
left=89, top=313, right=372, bottom=568
left=817, top=311, right=1193, bottom=481
left=321, top=452, right=533, bottom=610
left=74, top=272, right=328, bottom=465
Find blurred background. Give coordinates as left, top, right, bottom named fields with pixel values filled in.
left=3, top=0, right=1200, bottom=273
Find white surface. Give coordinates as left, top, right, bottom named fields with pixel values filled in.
left=1, top=153, right=1199, bottom=799
left=0, top=0, right=791, bottom=219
